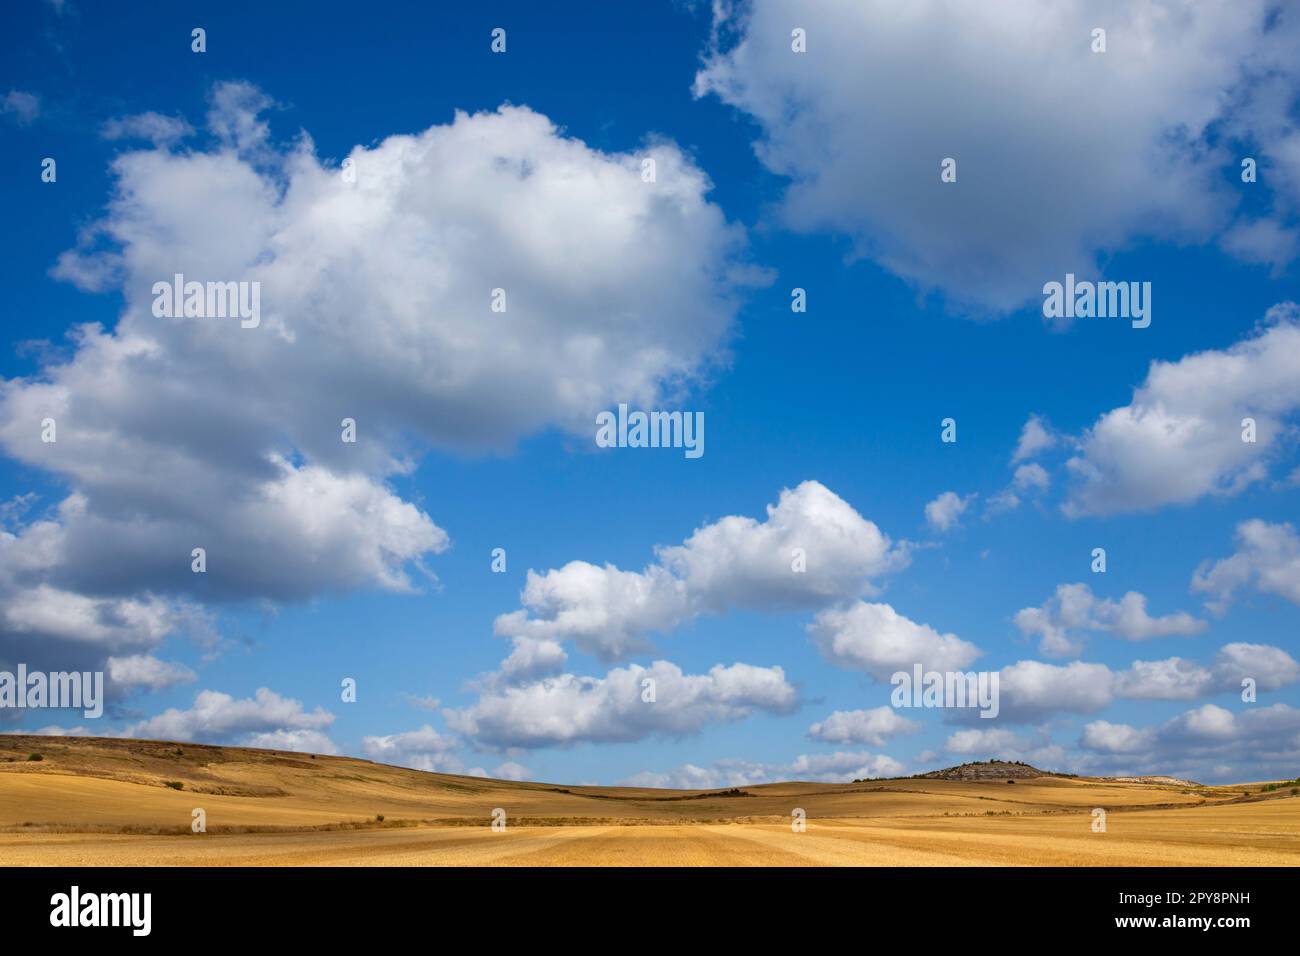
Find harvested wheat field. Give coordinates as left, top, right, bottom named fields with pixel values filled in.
left=1, top=735, right=1297, bottom=866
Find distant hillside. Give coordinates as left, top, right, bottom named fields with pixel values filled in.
left=906, top=760, right=1207, bottom=788
left=915, top=760, right=1049, bottom=781
left=1099, top=774, right=1202, bottom=787
left=3, top=734, right=1295, bottom=868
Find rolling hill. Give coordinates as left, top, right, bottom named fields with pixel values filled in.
left=2, top=735, right=1296, bottom=866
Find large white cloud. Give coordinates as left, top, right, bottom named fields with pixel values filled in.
left=446, top=660, right=797, bottom=750
left=38, top=89, right=755, bottom=463
left=494, top=480, right=905, bottom=661
left=657, top=480, right=904, bottom=609
left=995, top=660, right=1116, bottom=722
left=695, top=0, right=1300, bottom=314
left=808, top=601, right=981, bottom=680
left=0, top=83, right=759, bottom=693
left=1064, top=305, right=1300, bottom=516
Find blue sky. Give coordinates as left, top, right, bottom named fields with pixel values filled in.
left=2, top=0, right=1299, bottom=786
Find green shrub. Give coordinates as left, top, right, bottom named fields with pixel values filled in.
left=26, top=753, right=42, bottom=762
left=164, top=781, right=184, bottom=790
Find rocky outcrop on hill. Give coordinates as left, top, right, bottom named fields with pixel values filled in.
left=916, top=760, right=1047, bottom=781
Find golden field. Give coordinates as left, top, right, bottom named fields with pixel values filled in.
left=1, top=735, right=1296, bottom=866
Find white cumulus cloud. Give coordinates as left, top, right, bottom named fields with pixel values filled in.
left=0, top=82, right=760, bottom=696
left=446, top=660, right=797, bottom=750
left=126, top=687, right=335, bottom=750
left=807, top=706, right=919, bottom=746
left=808, top=601, right=981, bottom=681
left=494, top=480, right=905, bottom=661
left=361, top=724, right=465, bottom=773
left=1064, top=305, right=1300, bottom=516
left=1192, top=519, right=1300, bottom=613
left=1014, top=583, right=1205, bottom=657
left=695, top=0, right=1300, bottom=314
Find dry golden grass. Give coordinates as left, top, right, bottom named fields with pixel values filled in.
left=2, top=735, right=1296, bottom=866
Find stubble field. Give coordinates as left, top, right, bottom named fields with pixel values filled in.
left=2, top=736, right=1295, bottom=866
